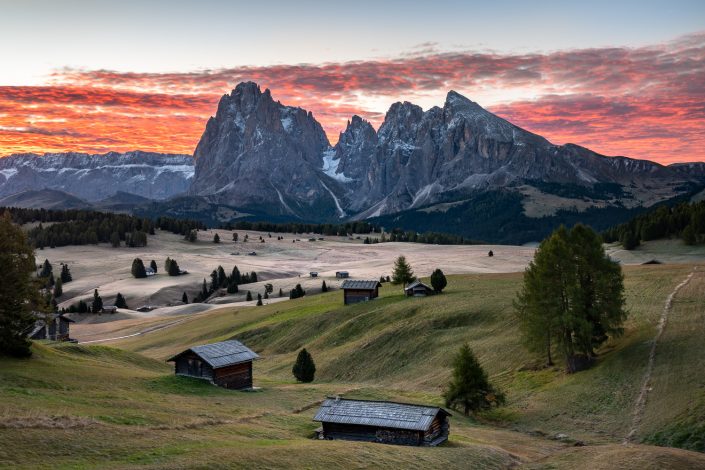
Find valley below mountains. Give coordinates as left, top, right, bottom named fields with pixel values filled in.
left=1, top=81, right=704, bottom=244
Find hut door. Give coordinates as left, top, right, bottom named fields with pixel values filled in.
left=188, top=359, right=201, bottom=377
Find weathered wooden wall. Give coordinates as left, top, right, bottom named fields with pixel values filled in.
left=213, top=361, right=252, bottom=389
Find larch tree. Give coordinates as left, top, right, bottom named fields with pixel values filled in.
left=514, top=225, right=626, bottom=373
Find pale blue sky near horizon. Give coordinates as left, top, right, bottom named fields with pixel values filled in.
left=1, top=0, right=703, bottom=85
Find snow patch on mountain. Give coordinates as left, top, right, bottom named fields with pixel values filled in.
left=321, top=148, right=353, bottom=182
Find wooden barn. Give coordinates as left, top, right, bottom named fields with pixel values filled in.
left=404, top=280, right=435, bottom=297
left=335, top=271, right=350, bottom=279
left=29, top=313, right=74, bottom=341
left=167, top=340, right=259, bottom=390
left=341, top=280, right=381, bottom=305
left=314, top=397, right=451, bottom=446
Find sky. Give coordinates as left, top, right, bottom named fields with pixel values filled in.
left=0, top=0, right=703, bottom=164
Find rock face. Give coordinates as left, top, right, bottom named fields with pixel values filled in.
left=190, top=82, right=341, bottom=218
left=332, top=91, right=697, bottom=218
left=0, top=151, right=193, bottom=201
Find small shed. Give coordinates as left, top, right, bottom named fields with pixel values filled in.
left=29, top=313, right=74, bottom=341
left=341, top=280, right=381, bottom=305
left=335, top=271, right=350, bottom=279
left=313, top=397, right=451, bottom=446
left=102, top=305, right=118, bottom=313
left=167, top=339, right=259, bottom=390
left=404, top=280, right=435, bottom=297
left=145, top=267, right=156, bottom=276
left=309, top=271, right=319, bottom=278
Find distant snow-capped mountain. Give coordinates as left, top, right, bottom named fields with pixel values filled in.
left=0, top=151, right=193, bottom=201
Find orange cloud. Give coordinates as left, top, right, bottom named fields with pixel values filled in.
left=1, top=31, right=703, bottom=164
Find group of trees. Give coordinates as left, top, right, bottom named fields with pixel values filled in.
left=383, top=229, right=480, bottom=246
left=603, top=201, right=705, bottom=249
left=192, top=265, right=259, bottom=303
left=62, top=288, right=113, bottom=314
left=219, top=220, right=379, bottom=236
left=289, top=284, right=306, bottom=299
left=36, top=259, right=73, bottom=302
left=164, top=257, right=182, bottom=276
left=515, top=224, right=627, bottom=372
left=3, top=207, right=205, bottom=249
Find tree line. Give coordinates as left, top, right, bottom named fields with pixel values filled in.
left=3, top=207, right=205, bottom=249
left=602, top=200, right=705, bottom=249
left=219, top=220, right=379, bottom=236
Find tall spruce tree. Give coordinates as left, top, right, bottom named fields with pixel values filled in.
left=150, top=260, right=158, bottom=274
left=213, top=233, right=220, bottom=243
left=91, top=289, right=103, bottom=313
left=514, top=225, right=626, bottom=373
left=182, top=292, right=188, bottom=304
left=444, top=344, right=504, bottom=415
left=391, top=255, right=416, bottom=286
left=0, top=211, right=40, bottom=357
left=292, top=348, right=316, bottom=383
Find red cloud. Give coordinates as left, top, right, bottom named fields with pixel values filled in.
left=1, top=31, right=703, bottom=164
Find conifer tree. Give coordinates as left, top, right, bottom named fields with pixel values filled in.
left=0, top=211, right=39, bottom=357
left=53, top=277, right=63, bottom=298
left=279, top=288, right=284, bottom=297
left=232, top=232, right=239, bottom=242
left=217, top=266, right=227, bottom=288
left=131, top=258, right=147, bottom=278
left=391, top=255, right=415, bottom=286
left=181, top=292, right=188, bottom=304
left=164, top=257, right=172, bottom=272
left=213, top=233, right=220, bottom=243
left=110, top=232, right=121, bottom=248
left=246, top=291, right=253, bottom=301
left=150, top=260, right=158, bottom=274
left=115, top=293, right=128, bottom=309
left=444, top=344, right=504, bottom=415
left=39, top=259, right=53, bottom=278
left=515, top=225, right=626, bottom=372
left=430, top=268, right=447, bottom=293
left=168, top=258, right=181, bottom=276
left=321, top=280, right=328, bottom=293
left=60, top=264, right=72, bottom=283
left=256, top=293, right=263, bottom=306
left=200, top=278, right=209, bottom=301
left=91, top=289, right=103, bottom=313
left=292, top=348, right=316, bottom=383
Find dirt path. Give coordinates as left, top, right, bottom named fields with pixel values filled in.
left=79, top=318, right=190, bottom=344
left=624, top=268, right=696, bottom=444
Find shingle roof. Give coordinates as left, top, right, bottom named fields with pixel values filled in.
left=167, top=340, right=259, bottom=368
left=340, top=280, right=381, bottom=290
left=404, top=280, right=432, bottom=291
left=313, top=398, right=450, bottom=431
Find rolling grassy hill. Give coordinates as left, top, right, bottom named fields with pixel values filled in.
left=1, top=265, right=704, bottom=469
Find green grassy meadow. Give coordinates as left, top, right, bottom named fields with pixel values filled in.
left=1, top=265, right=704, bottom=469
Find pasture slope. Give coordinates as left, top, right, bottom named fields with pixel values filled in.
left=1, top=265, right=705, bottom=469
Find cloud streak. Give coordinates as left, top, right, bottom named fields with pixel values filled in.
left=1, top=31, right=703, bottom=164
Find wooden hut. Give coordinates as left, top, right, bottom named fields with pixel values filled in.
left=341, top=280, right=381, bottom=305
left=309, top=271, right=319, bottom=278
left=335, top=271, right=350, bottom=279
left=167, top=340, right=259, bottom=390
left=404, top=280, right=435, bottom=297
left=314, top=397, right=450, bottom=446
left=29, top=313, right=74, bottom=341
